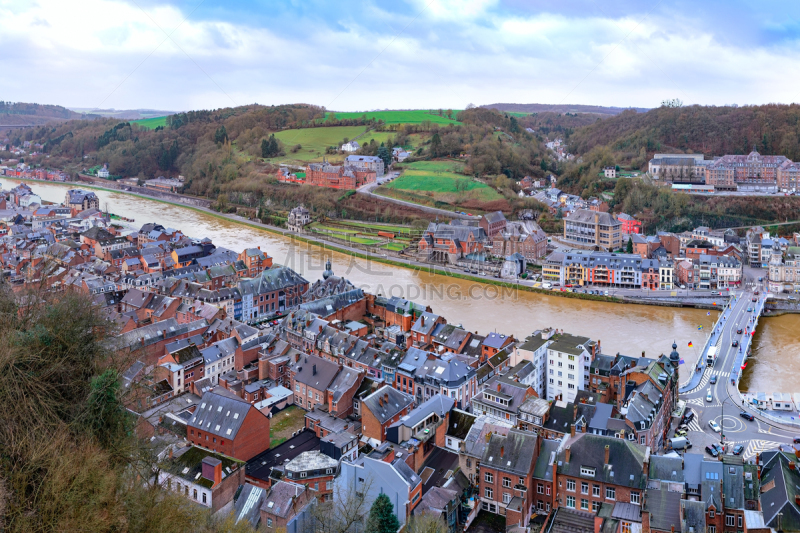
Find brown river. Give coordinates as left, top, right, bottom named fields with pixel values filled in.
left=4, top=178, right=794, bottom=392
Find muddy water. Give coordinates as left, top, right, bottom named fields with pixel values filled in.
left=740, top=314, right=800, bottom=393
left=4, top=178, right=730, bottom=367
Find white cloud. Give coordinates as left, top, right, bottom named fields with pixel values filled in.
left=0, top=0, right=799, bottom=110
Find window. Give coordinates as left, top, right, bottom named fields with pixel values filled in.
left=581, top=499, right=589, bottom=510
left=503, top=493, right=512, bottom=504
left=193, top=489, right=198, bottom=500
left=581, top=482, right=589, bottom=495
left=593, top=484, right=600, bottom=497
left=537, top=483, right=544, bottom=494
left=485, top=488, right=493, bottom=499
left=202, top=492, right=207, bottom=504
left=621, top=523, right=631, bottom=533
left=606, top=487, right=615, bottom=500
left=709, top=527, right=716, bottom=533
left=580, top=467, right=595, bottom=477
left=630, top=492, right=640, bottom=505
left=710, top=510, right=715, bottom=518
left=738, top=516, right=743, bottom=528
left=592, top=501, right=600, bottom=513
left=300, top=472, right=307, bottom=478
left=266, top=518, right=273, bottom=528
left=566, top=479, right=575, bottom=492
left=546, top=485, right=551, bottom=496
left=566, top=496, right=575, bottom=508
left=466, top=458, right=471, bottom=468
left=726, top=515, right=735, bottom=527
left=485, top=472, right=494, bottom=483
left=503, top=477, right=511, bottom=488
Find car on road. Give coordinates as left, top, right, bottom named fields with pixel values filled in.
left=737, top=328, right=743, bottom=334
left=752, top=297, right=757, bottom=302
left=682, top=410, right=695, bottom=424
left=794, top=437, right=800, bottom=444
left=747, top=307, right=754, bottom=312
left=740, top=411, right=755, bottom=421
left=675, top=428, right=688, bottom=437
left=754, top=290, right=760, bottom=295
left=732, top=340, right=739, bottom=347
left=705, top=445, right=720, bottom=457
left=710, top=375, right=718, bottom=384
left=709, top=420, right=722, bottom=433
left=706, top=389, right=714, bottom=402
left=732, top=444, right=745, bottom=455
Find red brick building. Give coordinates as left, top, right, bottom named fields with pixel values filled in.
left=187, top=390, right=271, bottom=461
left=238, top=247, right=272, bottom=277
left=305, top=161, right=376, bottom=190
left=479, top=429, right=539, bottom=527
left=361, top=385, right=414, bottom=442
left=291, top=354, right=341, bottom=411
left=284, top=451, right=338, bottom=501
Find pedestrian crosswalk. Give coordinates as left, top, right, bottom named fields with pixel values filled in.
left=733, top=439, right=785, bottom=460
left=695, top=369, right=727, bottom=390
left=685, top=419, right=703, bottom=433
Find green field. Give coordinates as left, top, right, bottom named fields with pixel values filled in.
left=384, top=167, right=501, bottom=201
left=329, top=110, right=460, bottom=125
left=131, top=116, right=167, bottom=130
left=273, top=126, right=369, bottom=162
left=398, top=160, right=464, bottom=173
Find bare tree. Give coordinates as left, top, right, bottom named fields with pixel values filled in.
left=308, top=476, right=374, bottom=533
left=406, top=512, right=448, bottom=533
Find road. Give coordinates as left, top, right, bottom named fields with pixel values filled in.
left=678, top=288, right=798, bottom=461
left=357, top=171, right=477, bottom=220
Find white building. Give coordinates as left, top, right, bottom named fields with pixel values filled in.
left=659, top=262, right=674, bottom=290
left=200, top=338, right=238, bottom=384
left=604, top=167, right=617, bottom=178
left=97, top=165, right=110, bottom=178
left=341, top=141, right=360, bottom=152
left=511, top=328, right=558, bottom=397
left=544, top=332, right=594, bottom=403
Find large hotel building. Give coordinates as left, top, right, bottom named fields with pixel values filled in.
left=649, top=149, right=800, bottom=191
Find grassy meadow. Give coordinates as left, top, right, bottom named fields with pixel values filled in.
left=329, top=109, right=460, bottom=125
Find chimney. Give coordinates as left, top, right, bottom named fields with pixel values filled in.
left=573, top=404, right=578, bottom=420
left=384, top=392, right=389, bottom=403
left=486, top=431, right=492, bottom=443
left=565, top=445, right=571, bottom=463
left=571, top=424, right=576, bottom=437
left=168, top=447, right=173, bottom=459
left=421, top=316, right=425, bottom=327
left=313, top=364, right=317, bottom=375
left=379, top=397, right=383, bottom=407
left=671, top=527, right=675, bottom=533
left=501, top=446, right=504, bottom=458
left=201, top=456, right=223, bottom=487
left=319, top=325, right=323, bottom=333
left=604, top=445, right=610, bottom=465
left=497, top=383, right=502, bottom=392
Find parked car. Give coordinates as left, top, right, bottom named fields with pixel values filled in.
left=732, top=444, right=745, bottom=455
left=675, top=428, right=688, bottom=437
left=709, top=420, right=722, bottom=433
left=732, top=340, right=739, bottom=347
left=706, top=389, right=714, bottom=402
left=710, top=375, right=718, bottom=384
left=682, top=409, right=695, bottom=424
left=705, top=445, right=719, bottom=457
left=794, top=437, right=800, bottom=444
left=740, top=411, right=755, bottom=421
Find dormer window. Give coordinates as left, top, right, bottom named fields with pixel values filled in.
left=580, top=467, right=595, bottom=477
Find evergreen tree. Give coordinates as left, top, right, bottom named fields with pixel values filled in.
left=626, top=238, right=633, bottom=254
left=268, top=134, right=279, bottom=156
left=366, top=493, right=400, bottom=533
left=377, top=143, right=391, bottom=169
left=430, top=133, right=442, bottom=157
left=540, top=158, right=547, bottom=172
left=261, top=138, right=269, bottom=158
left=214, top=125, right=228, bottom=144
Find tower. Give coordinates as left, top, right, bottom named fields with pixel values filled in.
left=322, top=259, right=334, bottom=280
left=669, top=341, right=680, bottom=368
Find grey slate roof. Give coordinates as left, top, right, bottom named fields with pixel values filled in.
left=292, top=354, right=340, bottom=391
left=393, top=393, right=454, bottom=429
left=482, top=428, right=537, bottom=476
left=188, top=390, right=262, bottom=439
left=558, top=434, right=648, bottom=490
left=362, top=385, right=413, bottom=425
left=646, top=484, right=683, bottom=533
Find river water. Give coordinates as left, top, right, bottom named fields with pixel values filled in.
left=6, top=178, right=794, bottom=391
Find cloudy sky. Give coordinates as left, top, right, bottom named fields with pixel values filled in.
left=2, top=0, right=800, bottom=112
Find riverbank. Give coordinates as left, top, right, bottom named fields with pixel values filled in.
left=9, top=176, right=728, bottom=311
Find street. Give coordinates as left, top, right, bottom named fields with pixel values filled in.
left=678, top=287, right=798, bottom=460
